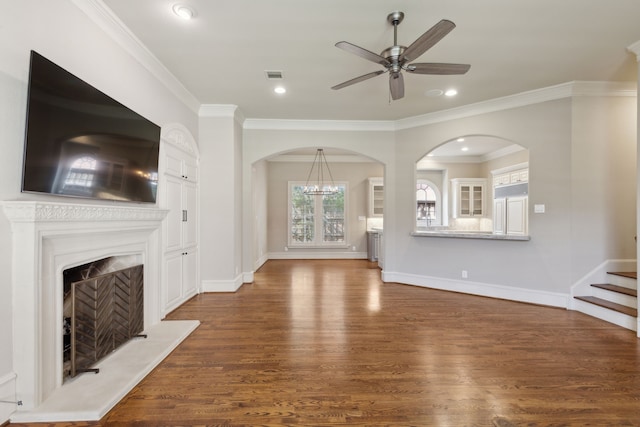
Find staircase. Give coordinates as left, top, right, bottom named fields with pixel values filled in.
left=574, top=272, right=637, bottom=331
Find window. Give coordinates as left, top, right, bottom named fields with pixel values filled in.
left=416, top=180, right=440, bottom=227
left=288, top=182, right=347, bottom=247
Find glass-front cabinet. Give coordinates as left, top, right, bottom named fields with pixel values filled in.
left=451, top=178, right=485, bottom=218
left=368, top=177, right=384, bottom=217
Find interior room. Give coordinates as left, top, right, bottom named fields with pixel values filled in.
left=1, top=1, right=640, bottom=425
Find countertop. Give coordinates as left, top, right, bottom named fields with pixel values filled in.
left=411, top=230, right=530, bottom=241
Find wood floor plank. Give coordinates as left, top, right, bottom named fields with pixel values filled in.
left=9, top=259, right=640, bottom=426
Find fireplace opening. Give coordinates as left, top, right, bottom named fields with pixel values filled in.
left=63, top=256, right=144, bottom=381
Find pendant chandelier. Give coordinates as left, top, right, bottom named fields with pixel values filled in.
left=303, top=148, right=337, bottom=195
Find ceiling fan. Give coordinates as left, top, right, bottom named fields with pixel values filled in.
left=331, top=11, right=470, bottom=101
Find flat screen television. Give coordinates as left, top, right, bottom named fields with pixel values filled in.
left=22, top=50, right=161, bottom=203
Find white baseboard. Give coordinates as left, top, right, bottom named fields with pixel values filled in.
left=382, top=271, right=569, bottom=308
left=201, top=274, right=244, bottom=292
left=242, top=271, right=254, bottom=283
left=269, top=251, right=368, bottom=260
left=0, top=371, right=18, bottom=424
left=254, top=253, right=269, bottom=271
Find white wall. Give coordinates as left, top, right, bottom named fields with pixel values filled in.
left=252, top=160, right=269, bottom=269
left=199, top=108, right=245, bottom=290
left=0, top=1, right=198, bottom=422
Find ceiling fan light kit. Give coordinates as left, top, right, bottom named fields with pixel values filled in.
left=331, top=11, right=470, bottom=101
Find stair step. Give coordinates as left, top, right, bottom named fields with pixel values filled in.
left=591, top=283, right=638, bottom=297
left=607, top=271, right=637, bottom=280
left=574, top=296, right=637, bottom=317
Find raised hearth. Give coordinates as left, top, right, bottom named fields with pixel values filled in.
left=2, top=201, right=198, bottom=422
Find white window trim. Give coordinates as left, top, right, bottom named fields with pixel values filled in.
left=287, top=181, right=349, bottom=248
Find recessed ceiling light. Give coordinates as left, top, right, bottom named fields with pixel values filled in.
left=172, top=4, right=195, bottom=20
left=445, top=89, right=458, bottom=97
left=274, top=86, right=286, bottom=94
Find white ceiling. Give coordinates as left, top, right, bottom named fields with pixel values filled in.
left=101, top=0, right=640, bottom=123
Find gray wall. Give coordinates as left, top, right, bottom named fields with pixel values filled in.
left=266, top=160, right=384, bottom=255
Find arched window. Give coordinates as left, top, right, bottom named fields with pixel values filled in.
left=417, top=182, right=437, bottom=227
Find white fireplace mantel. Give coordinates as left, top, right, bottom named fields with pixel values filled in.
left=2, top=200, right=197, bottom=421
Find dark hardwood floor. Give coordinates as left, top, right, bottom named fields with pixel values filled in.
left=10, top=259, right=640, bottom=426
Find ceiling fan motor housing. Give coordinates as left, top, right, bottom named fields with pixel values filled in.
left=387, top=11, right=404, bottom=25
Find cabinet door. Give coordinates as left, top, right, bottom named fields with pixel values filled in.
left=506, top=197, right=528, bottom=235
left=182, top=250, right=198, bottom=297
left=164, top=175, right=184, bottom=253
left=493, top=198, right=506, bottom=234
left=163, top=145, right=184, bottom=179
left=368, top=178, right=384, bottom=217
left=182, top=180, right=198, bottom=248
left=164, top=251, right=184, bottom=311
left=459, top=185, right=471, bottom=216
left=472, top=185, right=483, bottom=216
left=183, top=157, right=198, bottom=183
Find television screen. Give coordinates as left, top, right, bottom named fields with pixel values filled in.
left=22, top=51, right=161, bottom=203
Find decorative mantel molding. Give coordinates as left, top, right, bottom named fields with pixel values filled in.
left=1, top=201, right=167, bottom=223
left=2, top=200, right=169, bottom=415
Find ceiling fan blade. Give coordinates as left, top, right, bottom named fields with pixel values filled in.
left=331, top=70, right=386, bottom=90
left=389, top=72, right=404, bottom=100
left=407, top=63, right=471, bottom=75
left=335, top=41, right=391, bottom=66
left=402, top=19, right=456, bottom=62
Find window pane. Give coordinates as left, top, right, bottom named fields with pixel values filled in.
left=322, top=185, right=345, bottom=242
left=291, top=185, right=314, bottom=243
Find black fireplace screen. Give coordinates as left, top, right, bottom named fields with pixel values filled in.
left=69, top=264, right=144, bottom=377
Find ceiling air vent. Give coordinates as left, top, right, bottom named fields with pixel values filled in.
left=265, top=70, right=284, bottom=80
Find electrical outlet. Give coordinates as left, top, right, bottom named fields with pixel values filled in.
left=352, top=245, right=356, bottom=251
left=462, top=270, right=468, bottom=279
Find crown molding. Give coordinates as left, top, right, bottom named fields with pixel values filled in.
left=71, top=0, right=201, bottom=114
left=267, top=154, right=375, bottom=163
left=243, top=119, right=396, bottom=132
left=627, top=40, right=640, bottom=59
left=199, top=104, right=239, bottom=117
left=243, top=81, right=636, bottom=132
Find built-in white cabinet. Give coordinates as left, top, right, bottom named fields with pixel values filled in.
left=493, top=198, right=506, bottom=234
left=492, top=165, right=529, bottom=236
left=493, top=167, right=528, bottom=186
left=506, top=196, right=528, bottom=235
left=494, top=196, right=528, bottom=235
left=159, top=139, right=199, bottom=316
left=452, top=178, right=485, bottom=218
left=368, top=177, right=384, bottom=217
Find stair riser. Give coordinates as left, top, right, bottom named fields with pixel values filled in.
left=573, top=299, right=637, bottom=331
left=606, top=275, right=637, bottom=290
left=592, top=288, right=637, bottom=308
